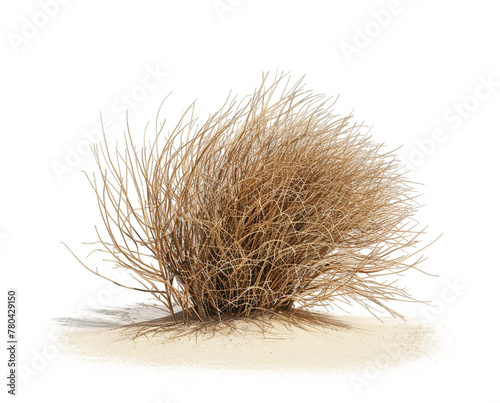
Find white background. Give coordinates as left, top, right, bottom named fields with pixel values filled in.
left=1, top=0, right=500, bottom=402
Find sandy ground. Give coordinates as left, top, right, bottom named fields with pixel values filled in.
left=57, top=304, right=441, bottom=372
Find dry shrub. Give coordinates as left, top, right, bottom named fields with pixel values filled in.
left=75, top=73, right=426, bottom=325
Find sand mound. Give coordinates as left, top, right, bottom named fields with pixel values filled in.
left=57, top=304, right=439, bottom=372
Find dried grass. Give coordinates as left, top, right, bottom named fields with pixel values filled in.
left=70, top=73, right=427, bottom=325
